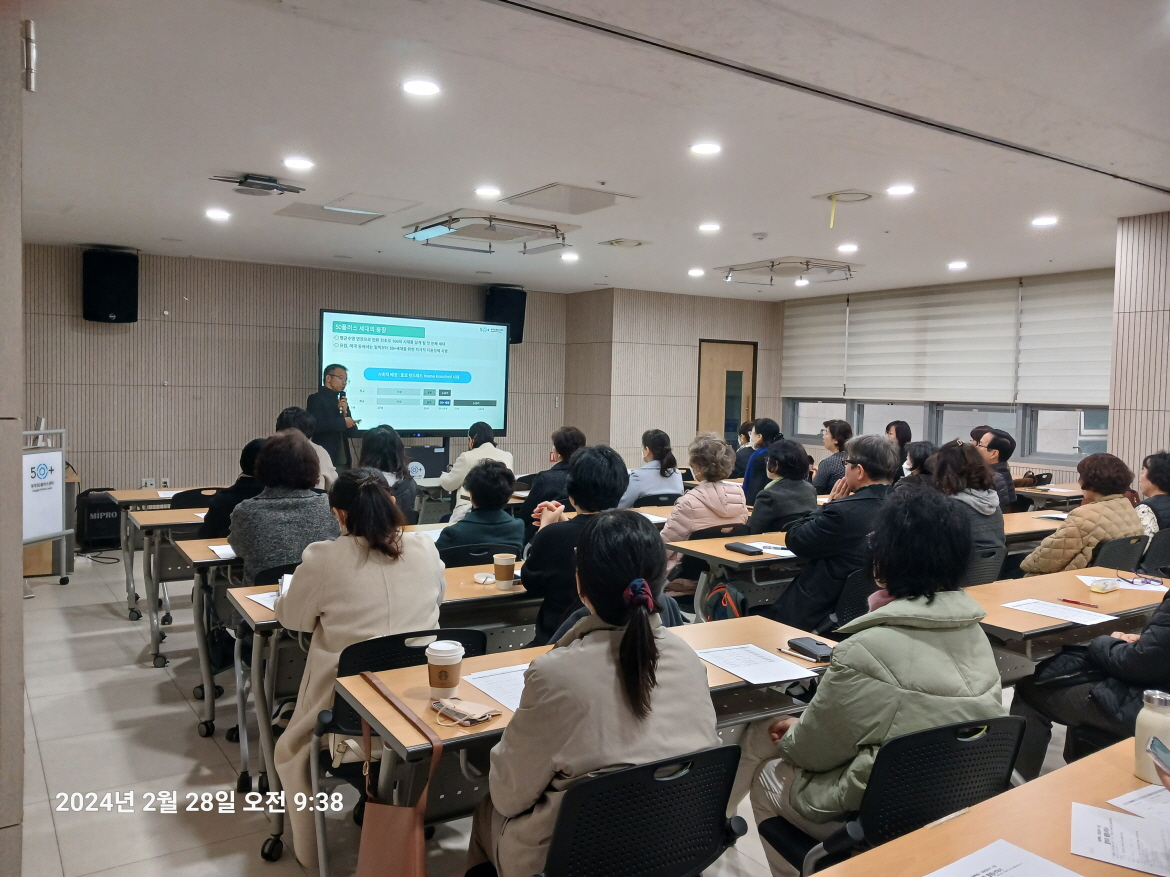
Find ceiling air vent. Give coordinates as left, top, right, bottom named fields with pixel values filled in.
left=716, top=256, right=855, bottom=286
left=598, top=238, right=648, bottom=248
left=502, top=183, right=634, bottom=215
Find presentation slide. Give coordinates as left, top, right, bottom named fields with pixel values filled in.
left=319, top=310, right=510, bottom=435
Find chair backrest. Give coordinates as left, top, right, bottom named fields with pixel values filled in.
left=438, top=542, right=521, bottom=568
left=964, top=547, right=1007, bottom=586
left=1034, top=473, right=1053, bottom=486
left=169, top=487, right=221, bottom=509
left=1091, top=535, right=1149, bottom=572
left=542, top=745, right=741, bottom=877
left=331, top=628, right=488, bottom=734
left=1142, top=528, right=1170, bottom=576
left=834, top=569, right=879, bottom=629
left=254, top=562, right=301, bottom=586
left=856, top=716, right=1025, bottom=847
left=633, top=493, right=682, bottom=507
left=687, top=523, right=751, bottom=542
left=1006, top=496, right=1035, bottom=514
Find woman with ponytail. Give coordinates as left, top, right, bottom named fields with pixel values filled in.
left=618, top=428, right=685, bottom=508
left=273, top=468, right=446, bottom=868
left=467, top=510, right=718, bottom=877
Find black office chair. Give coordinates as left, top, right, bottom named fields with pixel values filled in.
left=964, top=547, right=1008, bottom=586
left=759, top=716, right=1025, bottom=875
left=438, top=542, right=521, bottom=568
left=1007, top=496, right=1035, bottom=513
left=816, top=569, right=878, bottom=635
left=254, top=563, right=301, bottom=586
left=672, top=523, right=752, bottom=583
left=310, top=628, right=488, bottom=876
left=515, top=474, right=540, bottom=491
left=1034, top=473, right=1054, bottom=486
left=1142, top=529, right=1170, bottom=575
left=536, top=746, right=747, bottom=877
left=633, top=493, right=682, bottom=507
left=169, top=487, right=221, bottom=509
left=1091, top=535, right=1149, bottom=572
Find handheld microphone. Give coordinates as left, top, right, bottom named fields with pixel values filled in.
left=338, top=390, right=348, bottom=415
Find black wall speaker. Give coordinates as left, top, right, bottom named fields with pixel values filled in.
left=83, top=249, right=139, bottom=323
left=484, top=285, right=526, bottom=344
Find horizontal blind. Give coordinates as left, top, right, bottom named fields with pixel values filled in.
left=845, top=281, right=1019, bottom=403
left=781, top=295, right=847, bottom=398
left=1017, top=271, right=1113, bottom=405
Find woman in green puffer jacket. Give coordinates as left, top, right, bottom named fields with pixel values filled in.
left=734, top=488, right=1005, bottom=877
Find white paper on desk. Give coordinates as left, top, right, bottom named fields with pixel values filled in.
left=420, top=528, right=444, bottom=543
left=209, top=544, right=236, bottom=560
left=746, top=541, right=795, bottom=558
left=923, top=839, right=1082, bottom=877
left=1035, top=512, right=1069, bottom=520
left=193, top=512, right=206, bottom=520
left=1110, top=784, right=1170, bottom=820
left=247, top=591, right=279, bottom=611
left=156, top=490, right=180, bottom=499
left=695, top=644, right=815, bottom=686
left=640, top=513, right=668, bottom=524
left=1078, top=574, right=1168, bottom=593
left=513, top=490, right=530, bottom=498
left=280, top=573, right=293, bottom=596
left=463, top=664, right=531, bottom=712
left=1002, top=599, right=1117, bottom=625
left=1071, top=802, right=1170, bottom=876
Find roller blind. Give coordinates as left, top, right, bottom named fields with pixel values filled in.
left=781, top=295, right=848, bottom=398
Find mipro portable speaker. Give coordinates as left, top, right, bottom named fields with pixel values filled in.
left=484, top=285, right=526, bottom=344
left=83, top=249, right=139, bottom=323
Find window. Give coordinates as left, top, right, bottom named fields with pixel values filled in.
left=792, top=400, right=848, bottom=438
left=1028, top=407, right=1109, bottom=460
left=858, top=403, right=926, bottom=443
left=938, top=406, right=1019, bottom=445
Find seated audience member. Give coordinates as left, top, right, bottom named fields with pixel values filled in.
left=933, top=441, right=1006, bottom=582
left=435, top=460, right=524, bottom=553
left=885, top=419, right=912, bottom=467
left=659, top=433, right=749, bottom=592
left=763, top=435, right=896, bottom=632
left=274, top=469, right=445, bottom=868
left=522, top=445, right=628, bottom=645
left=970, top=424, right=992, bottom=443
left=811, top=419, right=854, bottom=495
left=1020, top=452, right=1144, bottom=575
left=749, top=439, right=819, bottom=534
left=618, top=429, right=684, bottom=508
left=276, top=406, right=337, bottom=490
left=228, top=430, right=341, bottom=583
left=1137, top=452, right=1170, bottom=538
left=440, top=421, right=514, bottom=516
left=975, top=428, right=1018, bottom=511
left=467, top=510, right=719, bottom=877
left=731, top=421, right=756, bottom=479
left=733, top=489, right=1004, bottom=877
left=743, top=417, right=784, bottom=505
left=358, top=424, right=418, bottom=521
left=517, top=426, right=586, bottom=541
left=896, top=440, right=938, bottom=491
left=198, top=438, right=266, bottom=539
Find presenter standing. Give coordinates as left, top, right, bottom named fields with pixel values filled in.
left=306, top=364, right=360, bottom=469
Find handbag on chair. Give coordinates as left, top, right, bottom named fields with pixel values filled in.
left=355, top=670, right=444, bottom=877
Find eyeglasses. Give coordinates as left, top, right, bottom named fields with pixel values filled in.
left=326, top=373, right=348, bottom=383
left=845, top=459, right=863, bottom=467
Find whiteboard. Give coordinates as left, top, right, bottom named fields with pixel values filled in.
left=23, top=449, right=65, bottom=542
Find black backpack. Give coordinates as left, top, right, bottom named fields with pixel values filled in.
left=75, top=488, right=120, bottom=552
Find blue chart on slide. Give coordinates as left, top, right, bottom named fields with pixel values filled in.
left=320, top=311, right=509, bottom=433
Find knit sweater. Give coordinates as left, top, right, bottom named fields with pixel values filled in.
left=228, top=487, right=340, bottom=582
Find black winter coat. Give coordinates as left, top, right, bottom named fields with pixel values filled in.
left=517, top=461, right=573, bottom=543
left=1088, top=591, right=1170, bottom=731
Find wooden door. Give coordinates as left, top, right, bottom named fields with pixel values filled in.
left=697, top=341, right=757, bottom=442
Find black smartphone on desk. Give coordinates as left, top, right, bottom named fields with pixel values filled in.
left=786, top=637, right=833, bottom=663
left=725, top=542, right=763, bottom=556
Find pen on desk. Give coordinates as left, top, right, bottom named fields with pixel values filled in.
left=1062, top=598, right=1098, bottom=608
left=778, top=647, right=828, bottom=664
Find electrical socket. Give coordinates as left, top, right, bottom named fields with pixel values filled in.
left=160, top=477, right=171, bottom=488
left=141, top=477, right=156, bottom=489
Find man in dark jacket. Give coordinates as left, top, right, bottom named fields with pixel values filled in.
left=731, top=422, right=755, bottom=479
left=435, top=460, right=524, bottom=554
left=742, top=417, right=783, bottom=505
left=976, top=428, right=1017, bottom=511
left=763, top=435, right=897, bottom=632
left=306, top=363, right=360, bottom=468
left=749, top=439, right=819, bottom=534
left=198, top=438, right=267, bottom=539
left=517, top=426, right=585, bottom=543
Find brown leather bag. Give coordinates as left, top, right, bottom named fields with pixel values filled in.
left=355, top=670, right=444, bottom=877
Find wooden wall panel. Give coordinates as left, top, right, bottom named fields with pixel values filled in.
left=563, top=289, right=614, bottom=445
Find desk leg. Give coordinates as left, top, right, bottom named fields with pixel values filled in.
left=122, top=507, right=139, bottom=619
left=192, top=568, right=216, bottom=735
left=233, top=623, right=252, bottom=793
left=253, top=631, right=284, bottom=843
left=145, top=530, right=166, bottom=667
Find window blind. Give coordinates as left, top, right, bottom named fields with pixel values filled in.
left=781, top=295, right=847, bottom=398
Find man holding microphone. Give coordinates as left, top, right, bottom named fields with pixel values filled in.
left=306, top=363, right=360, bottom=469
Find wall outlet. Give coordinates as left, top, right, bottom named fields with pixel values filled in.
left=141, top=478, right=156, bottom=489
left=160, top=477, right=171, bottom=488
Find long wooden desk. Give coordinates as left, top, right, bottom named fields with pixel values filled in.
left=819, top=739, right=1146, bottom=877
left=1003, top=511, right=1062, bottom=543
left=667, top=531, right=795, bottom=616
left=1016, top=483, right=1084, bottom=509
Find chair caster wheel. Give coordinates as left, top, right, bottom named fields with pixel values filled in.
left=225, top=725, right=240, bottom=743
left=128, top=608, right=142, bottom=621
left=58, top=577, right=69, bottom=585
left=161, top=613, right=172, bottom=625
left=158, top=631, right=166, bottom=642
left=236, top=771, right=250, bottom=793
left=258, top=773, right=270, bottom=796
left=198, top=721, right=214, bottom=737
left=214, top=684, right=224, bottom=698
left=260, top=836, right=283, bottom=861
left=152, top=655, right=168, bottom=668
left=134, top=592, right=140, bottom=602
left=193, top=685, right=204, bottom=701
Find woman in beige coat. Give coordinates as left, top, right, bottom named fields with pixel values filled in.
left=1021, top=453, right=1143, bottom=575
left=467, top=510, right=720, bottom=877
left=273, top=468, right=446, bottom=868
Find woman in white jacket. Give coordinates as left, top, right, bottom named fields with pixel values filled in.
left=273, top=468, right=446, bottom=868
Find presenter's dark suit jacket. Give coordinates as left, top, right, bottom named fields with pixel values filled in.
left=306, top=386, right=359, bottom=466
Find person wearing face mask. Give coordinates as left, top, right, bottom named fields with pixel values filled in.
left=1136, top=452, right=1170, bottom=538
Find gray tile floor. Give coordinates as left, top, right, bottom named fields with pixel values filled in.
left=20, top=556, right=1065, bottom=876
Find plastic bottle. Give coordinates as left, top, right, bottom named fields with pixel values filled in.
left=1134, top=690, right=1170, bottom=783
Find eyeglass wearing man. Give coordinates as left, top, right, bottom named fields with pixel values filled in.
left=974, top=428, right=1017, bottom=511
left=306, top=364, right=361, bottom=467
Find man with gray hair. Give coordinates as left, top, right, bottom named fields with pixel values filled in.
left=762, top=435, right=897, bottom=632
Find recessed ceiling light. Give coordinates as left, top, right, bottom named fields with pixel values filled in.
left=205, top=208, right=230, bottom=221
left=886, top=184, right=915, bottom=196
left=283, top=157, right=314, bottom=170
left=475, top=186, right=500, bottom=198
left=403, top=79, right=440, bottom=96
left=794, top=278, right=810, bottom=287
left=948, top=261, right=968, bottom=271
left=837, top=243, right=858, bottom=253
left=561, top=252, right=579, bottom=262
left=698, top=222, right=721, bottom=232
left=688, top=268, right=705, bottom=277
left=1032, top=215, right=1058, bottom=227
left=690, top=142, right=721, bottom=155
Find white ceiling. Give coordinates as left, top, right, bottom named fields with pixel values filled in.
left=20, top=0, right=1170, bottom=300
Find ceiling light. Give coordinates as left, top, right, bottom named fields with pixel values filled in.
left=690, top=142, right=721, bottom=155
left=688, top=268, right=705, bottom=277
left=886, top=184, right=914, bottom=196
left=794, top=278, right=810, bottom=287
left=205, top=208, right=230, bottom=221
left=698, top=222, right=721, bottom=232
left=283, top=157, right=314, bottom=170
left=1032, top=215, right=1058, bottom=227
left=837, top=243, right=858, bottom=253
left=561, top=252, right=579, bottom=262
left=475, top=186, right=501, bottom=198
left=948, top=261, right=968, bottom=271
left=403, top=79, right=440, bottom=96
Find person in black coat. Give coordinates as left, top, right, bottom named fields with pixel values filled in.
left=198, top=438, right=267, bottom=539
left=306, top=363, right=360, bottom=467
left=517, top=426, right=586, bottom=543
left=762, top=435, right=898, bottom=632
left=748, top=439, right=819, bottom=534
left=436, top=460, right=524, bottom=554
left=520, top=445, right=628, bottom=645
left=730, top=422, right=755, bottom=479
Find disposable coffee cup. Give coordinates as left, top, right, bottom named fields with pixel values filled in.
left=494, top=554, right=516, bottom=590
left=426, top=640, right=465, bottom=699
